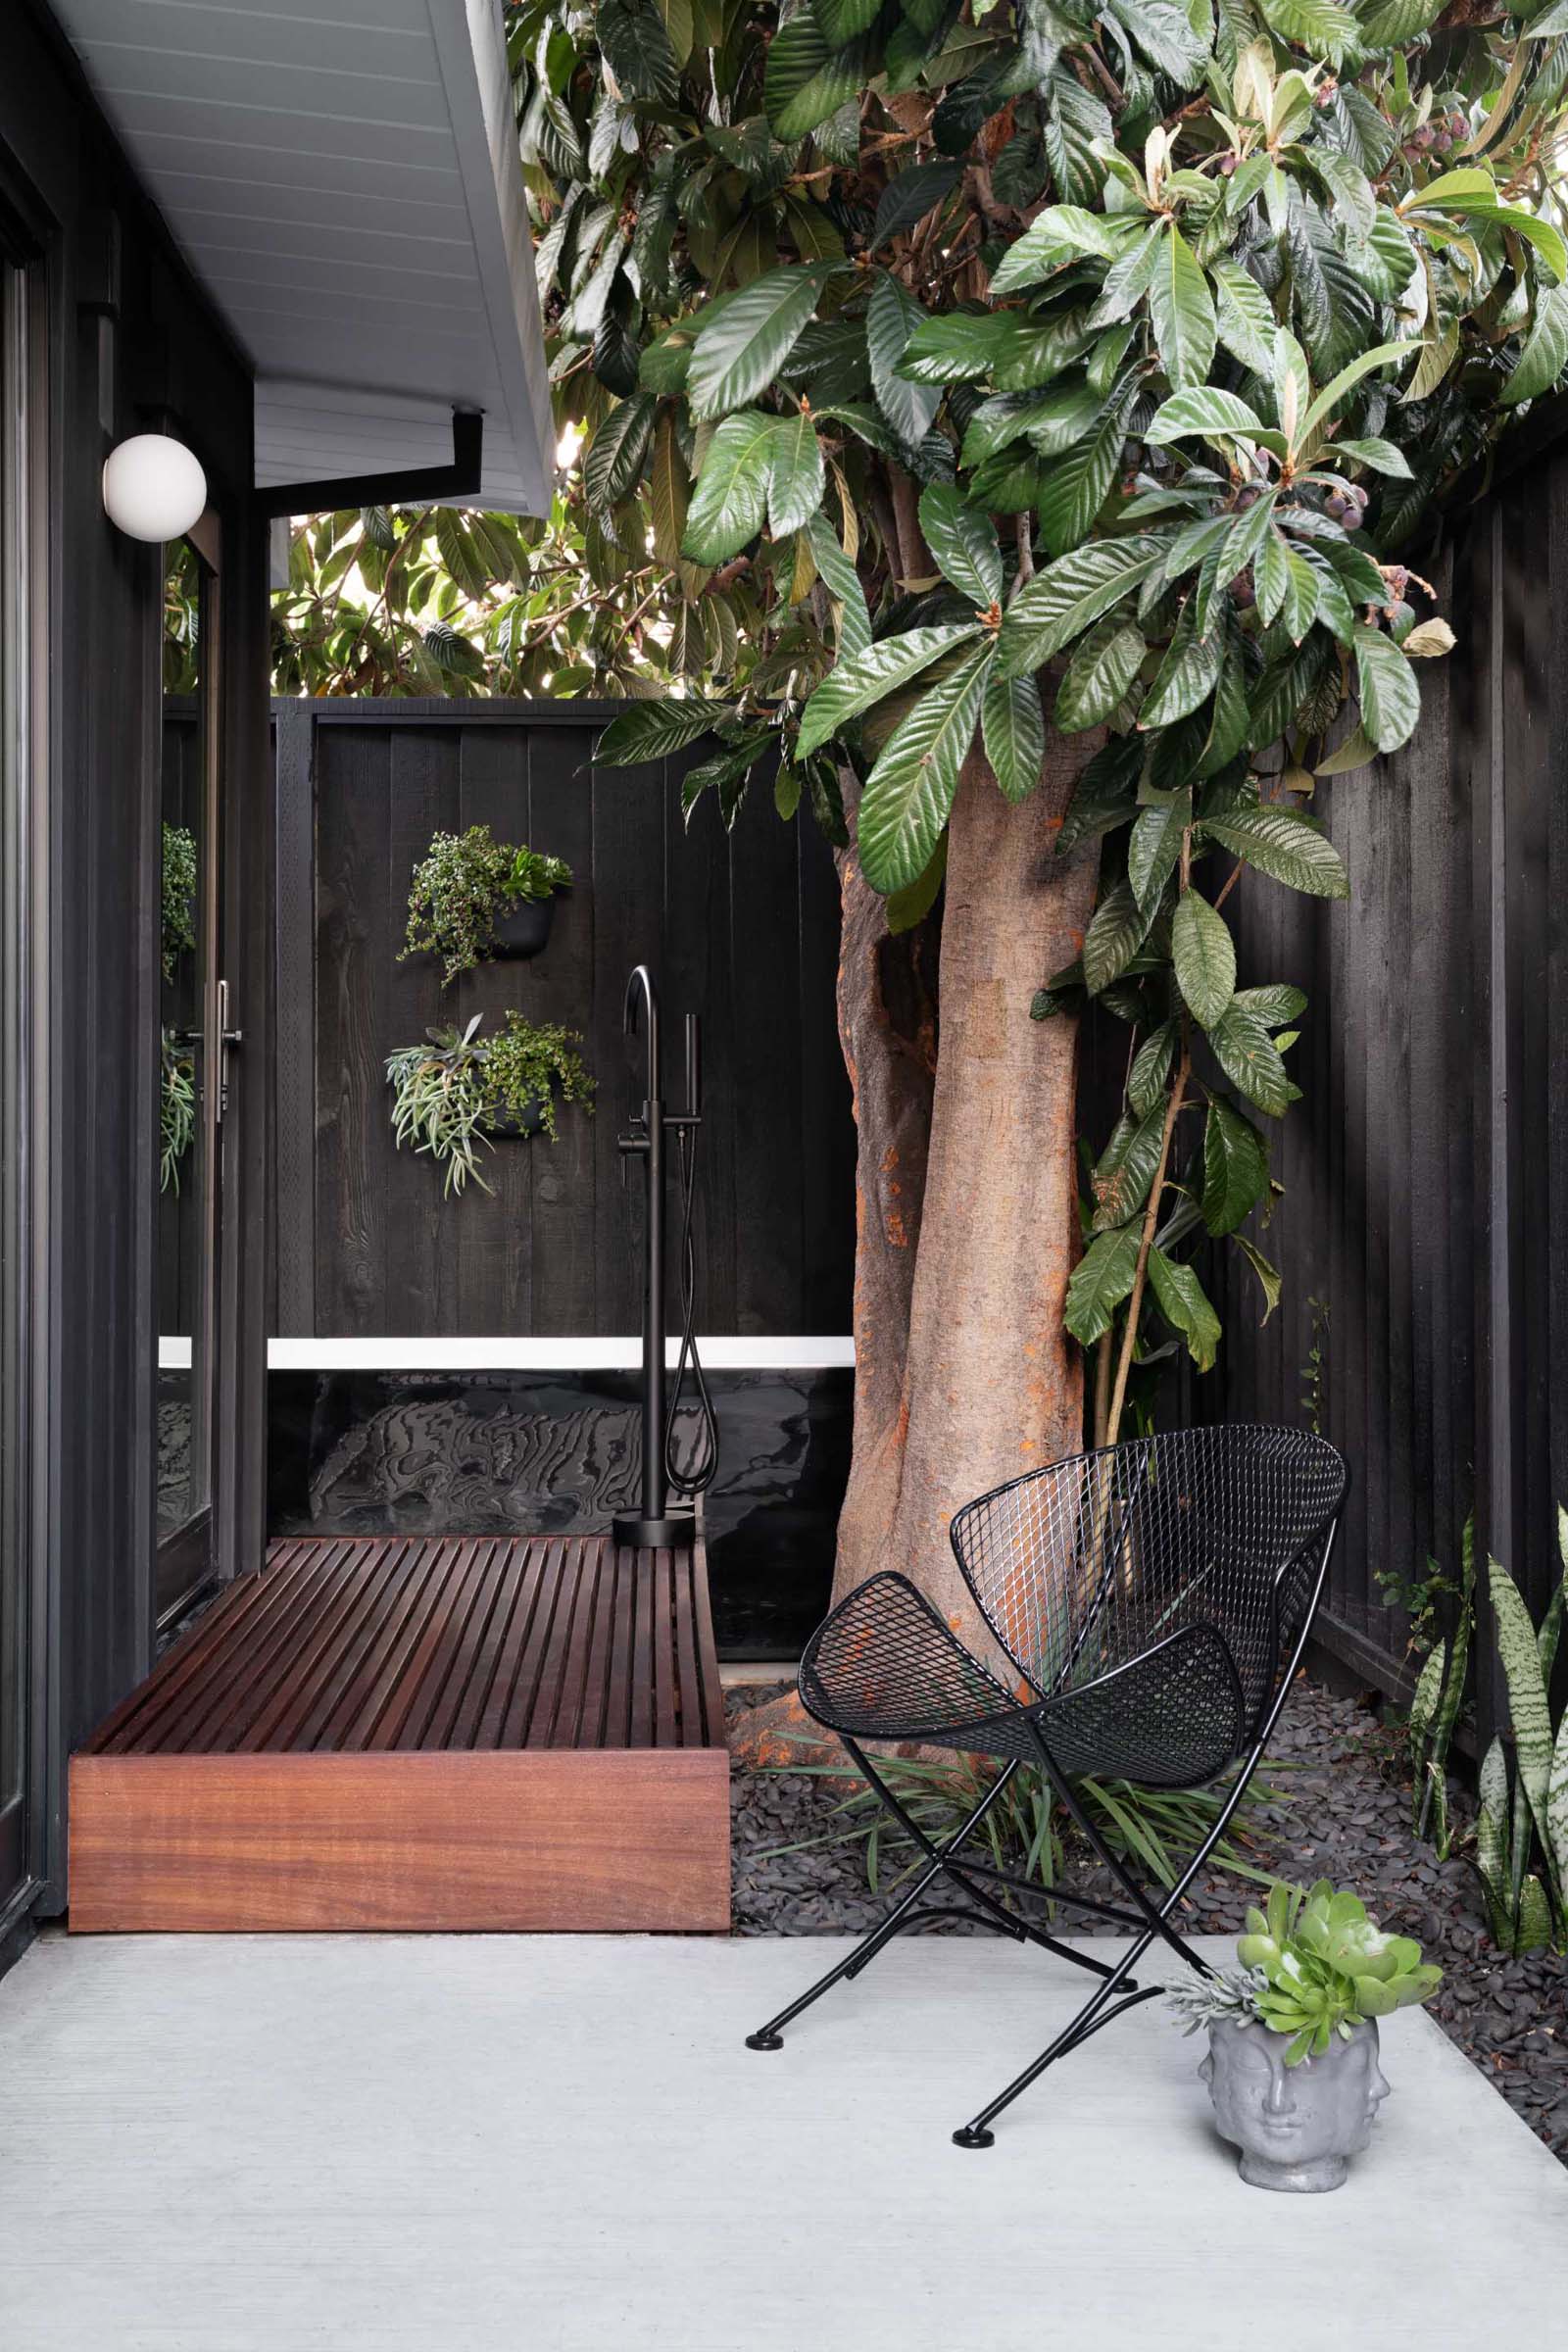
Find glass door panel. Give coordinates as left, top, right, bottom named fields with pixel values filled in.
left=156, top=543, right=221, bottom=1623
left=1, top=255, right=33, bottom=1915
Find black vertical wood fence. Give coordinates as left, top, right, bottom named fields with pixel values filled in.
left=271, top=701, right=856, bottom=1341
left=1194, top=445, right=1568, bottom=1702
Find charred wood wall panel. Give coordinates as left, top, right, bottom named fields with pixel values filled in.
left=1182, top=470, right=1568, bottom=1706
left=271, top=702, right=856, bottom=1341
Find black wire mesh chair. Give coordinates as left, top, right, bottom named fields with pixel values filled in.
left=745, top=1425, right=1348, bottom=2147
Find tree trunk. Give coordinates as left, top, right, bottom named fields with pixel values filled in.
left=733, top=733, right=1099, bottom=1762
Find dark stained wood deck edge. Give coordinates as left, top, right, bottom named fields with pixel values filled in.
left=69, top=1531, right=731, bottom=1934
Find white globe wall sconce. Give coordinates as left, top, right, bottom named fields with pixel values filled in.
left=101, top=433, right=207, bottom=543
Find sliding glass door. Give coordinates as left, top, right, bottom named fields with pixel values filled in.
left=156, top=541, right=225, bottom=1626
left=0, top=251, right=36, bottom=1922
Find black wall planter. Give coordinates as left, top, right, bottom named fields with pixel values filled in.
left=484, top=1091, right=548, bottom=1140
left=490, top=896, right=557, bottom=957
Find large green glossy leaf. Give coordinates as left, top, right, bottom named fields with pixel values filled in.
left=996, top=534, right=1168, bottom=675
left=764, top=16, right=866, bottom=137
left=767, top=408, right=826, bottom=537
left=813, top=0, right=881, bottom=42
left=989, top=205, right=1124, bottom=295
left=806, top=511, right=871, bottom=660
left=1064, top=1224, right=1142, bottom=1348
left=981, top=667, right=1046, bottom=803
left=682, top=413, right=776, bottom=563
left=918, top=483, right=1004, bottom=607
left=798, top=624, right=984, bottom=758
left=898, top=308, right=1096, bottom=390
left=1148, top=1246, right=1221, bottom=1370
left=1208, top=1003, right=1299, bottom=1115
left=1201, top=1099, right=1270, bottom=1235
left=1092, top=1104, right=1167, bottom=1230
left=582, top=393, right=657, bottom=513
left=1128, top=1020, right=1178, bottom=1116
left=596, top=699, right=733, bottom=765
left=687, top=267, right=828, bottom=418
left=858, top=647, right=993, bottom=894
left=1202, top=805, right=1349, bottom=898
left=1256, top=0, right=1355, bottom=56
left=960, top=379, right=1102, bottom=469
left=1089, top=223, right=1165, bottom=328
left=1353, top=625, right=1421, bottom=754
left=1140, top=598, right=1226, bottom=727
left=1146, top=388, right=1276, bottom=449
left=1503, top=280, right=1568, bottom=407
left=1036, top=381, right=1137, bottom=560
left=1211, top=261, right=1276, bottom=375
left=1148, top=225, right=1216, bottom=391
left=867, top=270, right=941, bottom=450
left=1127, top=790, right=1190, bottom=916
left=1054, top=617, right=1146, bottom=733
left=1082, top=877, right=1152, bottom=995
left=1171, top=887, right=1235, bottom=1027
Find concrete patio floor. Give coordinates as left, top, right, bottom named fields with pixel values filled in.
left=2, top=1929, right=1564, bottom=2350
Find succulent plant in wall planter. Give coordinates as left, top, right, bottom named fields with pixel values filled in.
left=385, top=1012, right=594, bottom=1196
left=402, top=824, right=572, bottom=984
left=1167, top=1880, right=1441, bottom=2193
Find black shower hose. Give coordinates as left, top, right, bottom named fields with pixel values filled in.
left=664, top=1119, right=719, bottom=1500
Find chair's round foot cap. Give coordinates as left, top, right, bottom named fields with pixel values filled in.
left=746, top=2031, right=785, bottom=2052
left=953, top=2126, right=995, bottom=2150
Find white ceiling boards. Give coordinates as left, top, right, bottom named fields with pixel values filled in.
left=56, top=0, right=553, bottom=514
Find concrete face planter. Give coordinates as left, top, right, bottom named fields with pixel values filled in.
left=1200, top=2016, right=1390, bottom=2192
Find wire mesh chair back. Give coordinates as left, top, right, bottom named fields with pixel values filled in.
left=949, top=1426, right=1347, bottom=1739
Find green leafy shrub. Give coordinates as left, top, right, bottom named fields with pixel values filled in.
left=385, top=1011, right=595, bottom=1194
left=160, top=823, right=197, bottom=984
left=766, top=1741, right=1286, bottom=1902
left=1168, top=1879, right=1442, bottom=2061
left=402, top=824, right=572, bottom=984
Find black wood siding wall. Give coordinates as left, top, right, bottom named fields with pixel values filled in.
left=272, top=702, right=856, bottom=1339
left=1190, top=458, right=1568, bottom=1708
left=4, top=0, right=270, bottom=1914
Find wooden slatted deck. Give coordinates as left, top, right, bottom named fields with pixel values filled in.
left=69, top=1534, right=730, bottom=1934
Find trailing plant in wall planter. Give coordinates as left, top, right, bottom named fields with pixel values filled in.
left=1168, top=1879, right=1441, bottom=2193
left=385, top=1011, right=594, bottom=1195
left=402, top=823, right=572, bottom=982
left=160, top=1027, right=196, bottom=1195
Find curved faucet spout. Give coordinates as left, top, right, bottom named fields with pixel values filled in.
left=624, top=962, right=661, bottom=1104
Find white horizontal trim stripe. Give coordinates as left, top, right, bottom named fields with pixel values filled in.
left=265, top=1337, right=855, bottom=1373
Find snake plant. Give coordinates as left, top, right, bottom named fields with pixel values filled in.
left=1233, top=1881, right=1442, bottom=2066
left=1474, top=1526, right=1568, bottom=1958
left=1406, top=1518, right=1476, bottom=1860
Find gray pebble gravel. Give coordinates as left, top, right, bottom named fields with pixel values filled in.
left=727, top=1674, right=1568, bottom=2168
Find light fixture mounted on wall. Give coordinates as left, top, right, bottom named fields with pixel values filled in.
left=101, top=432, right=207, bottom=543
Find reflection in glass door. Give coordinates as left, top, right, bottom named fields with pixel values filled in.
left=1, top=253, right=35, bottom=1920
left=156, top=540, right=222, bottom=1624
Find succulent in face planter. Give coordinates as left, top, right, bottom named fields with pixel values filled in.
left=385, top=1012, right=594, bottom=1195
left=1166, top=1881, right=1441, bottom=2192
left=402, top=824, right=572, bottom=984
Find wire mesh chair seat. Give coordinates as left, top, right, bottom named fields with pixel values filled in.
left=746, top=1425, right=1348, bottom=2149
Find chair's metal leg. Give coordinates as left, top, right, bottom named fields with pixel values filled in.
left=744, top=1757, right=1026, bottom=2051
left=951, top=1724, right=1281, bottom=2147
left=848, top=1740, right=1128, bottom=1987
